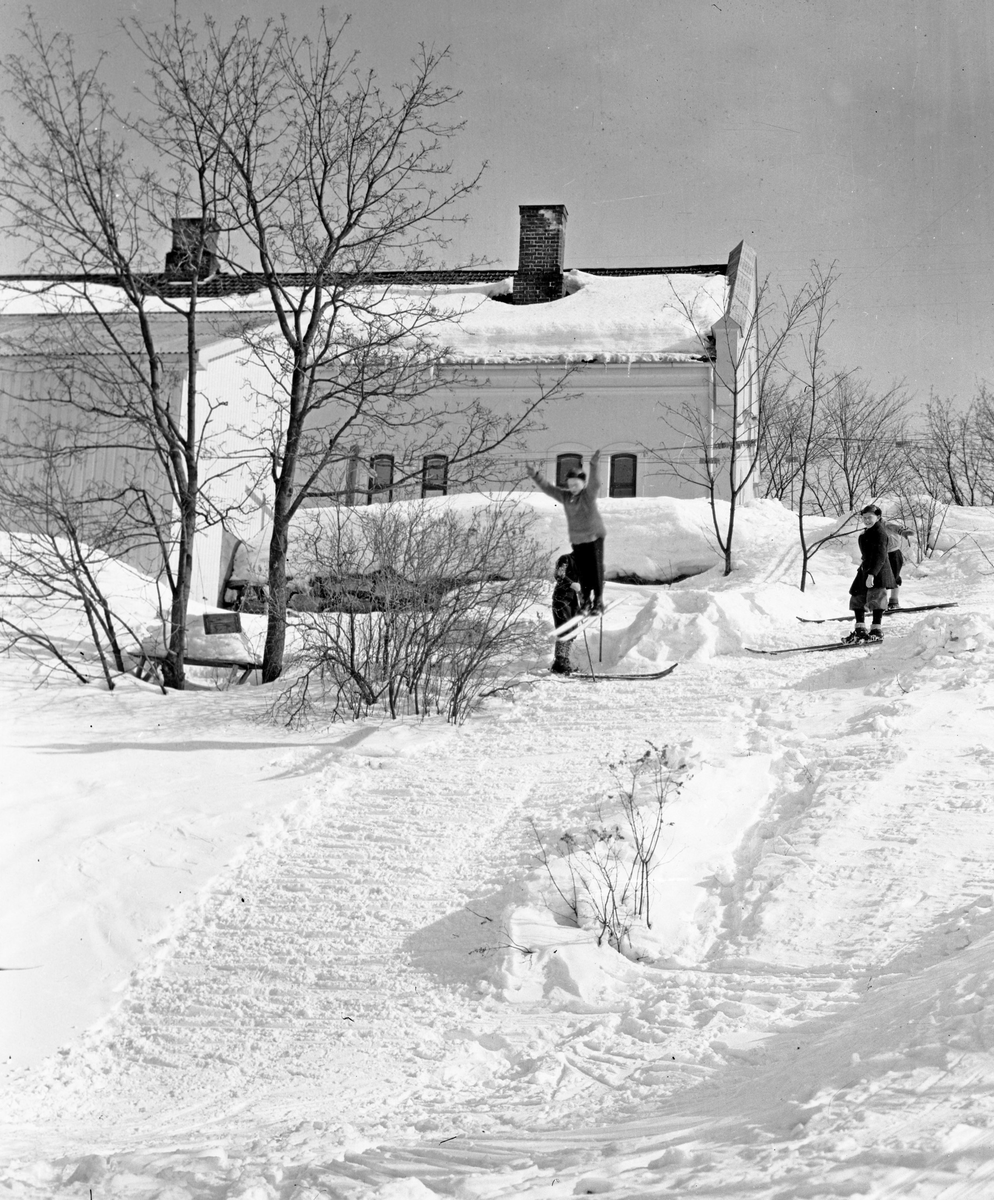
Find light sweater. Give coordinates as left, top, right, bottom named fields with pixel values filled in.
left=531, top=455, right=607, bottom=544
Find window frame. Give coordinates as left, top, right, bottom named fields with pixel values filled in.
left=609, top=453, right=637, bottom=498
left=367, top=453, right=395, bottom=503
left=555, top=453, right=584, bottom=489
left=421, top=453, right=448, bottom=498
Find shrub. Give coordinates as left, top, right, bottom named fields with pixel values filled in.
left=270, top=497, right=546, bottom=725
left=531, top=742, right=697, bottom=955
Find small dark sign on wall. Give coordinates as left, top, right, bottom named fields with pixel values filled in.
left=203, top=612, right=243, bottom=636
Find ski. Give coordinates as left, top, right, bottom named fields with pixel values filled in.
left=482, top=659, right=676, bottom=694
left=745, top=640, right=881, bottom=656
left=552, top=606, right=593, bottom=638
left=568, top=663, right=678, bottom=681
left=797, top=602, right=958, bottom=624
left=554, top=598, right=622, bottom=643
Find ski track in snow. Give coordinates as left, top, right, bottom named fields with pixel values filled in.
left=8, top=603, right=994, bottom=1194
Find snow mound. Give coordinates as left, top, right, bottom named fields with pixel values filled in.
left=289, top=493, right=813, bottom=586
left=0, top=533, right=162, bottom=645
left=499, top=745, right=774, bottom=1005
left=141, top=610, right=267, bottom=665
left=796, top=608, right=994, bottom=696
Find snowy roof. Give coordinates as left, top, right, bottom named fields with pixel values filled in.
left=428, top=270, right=727, bottom=363
left=0, top=268, right=728, bottom=365
left=0, top=311, right=272, bottom=358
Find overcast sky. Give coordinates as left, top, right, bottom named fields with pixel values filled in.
left=1, top=0, right=991, bottom=406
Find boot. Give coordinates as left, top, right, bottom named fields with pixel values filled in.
left=842, top=626, right=869, bottom=645
left=551, top=640, right=574, bottom=675
left=867, top=626, right=884, bottom=642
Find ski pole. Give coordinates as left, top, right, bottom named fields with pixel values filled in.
left=583, top=630, right=596, bottom=679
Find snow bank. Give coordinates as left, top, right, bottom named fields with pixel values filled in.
left=6, top=498, right=994, bottom=1197
left=284, top=493, right=945, bottom=668
left=0, top=533, right=272, bottom=684
left=141, top=610, right=267, bottom=666
left=499, top=747, right=775, bottom=1008
left=0, top=533, right=163, bottom=646
left=791, top=607, right=994, bottom=699
left=0, top=662, right=327, bottom=1071
left=290, top=493, right=808, bottom=584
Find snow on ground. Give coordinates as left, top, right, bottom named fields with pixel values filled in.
left=5, top=497, right=994, bottom=1197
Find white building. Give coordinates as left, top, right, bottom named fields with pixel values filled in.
left=0, top=206, right=758, bottom=607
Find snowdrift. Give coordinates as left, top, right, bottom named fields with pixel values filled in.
left=6, top=496, right=994, bottom=1200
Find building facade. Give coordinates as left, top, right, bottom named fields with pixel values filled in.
left=0, top=206, right=759, bottom=607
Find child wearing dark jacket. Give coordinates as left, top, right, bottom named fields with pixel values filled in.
left=843, top=505, right=896, bottom=643
left=883, top=521, right=911, bottom=609
left=550, top=553, right=582, bottom=674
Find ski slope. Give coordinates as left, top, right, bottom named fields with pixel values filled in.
left=5, top=498, right=994, bottom=1198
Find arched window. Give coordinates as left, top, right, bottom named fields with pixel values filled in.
left=610, top=453, right=637, bottom=498
left=367, top=454, right=394, bottom=503
left=555, top=453, right=584, bottom=489
left=422, top=453, right=448, bottom=497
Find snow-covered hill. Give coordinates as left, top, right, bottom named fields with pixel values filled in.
left=4, top=497, right=994, bottom=1198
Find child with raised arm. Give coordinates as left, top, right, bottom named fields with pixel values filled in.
left=526, top=451, right=607, bottom=614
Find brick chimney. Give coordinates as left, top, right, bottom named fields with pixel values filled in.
left=513, top=204, right=568, bottom=303
left=164, top=217, right=220, bottom=279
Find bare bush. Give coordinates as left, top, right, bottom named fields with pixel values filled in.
left=530, top=742, right=698, bottom=956
left=269, top=498, right=546, bottom=725
left=0, top=459, right=153, bottom=688
left=609, top=742, right=696, bottom=930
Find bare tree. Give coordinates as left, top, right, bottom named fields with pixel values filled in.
left=972, top=385, right=994, bottom=499
left=758, top=378, right=817, bottom=508
left=656, top=265, right=830, bottom=575
left=782, top=266, right=863, bottom=591
left=0, top=16, right=238, bottom=688
left=890, top=440, right=950, bottom=564
left=919, top=390, right=994, bottom=507
left=126, top=13, right=564, bottom=681
left=813, top=375, right=910, bottom=515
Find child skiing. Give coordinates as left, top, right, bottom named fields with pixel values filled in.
left=843, top=505, right=896, bottom=644
left=526, top=450, right=607, bottom=614
left=883, top=520, right=912, bottom=610
left=550, top=553, right=582, bottom=674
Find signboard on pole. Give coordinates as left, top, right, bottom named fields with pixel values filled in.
left=203, top=612, right=243, bottom=636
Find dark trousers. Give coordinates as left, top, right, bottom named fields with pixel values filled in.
left=571, top=538, right=604, bottom=607
left=552, top=597, right=578, bottom=639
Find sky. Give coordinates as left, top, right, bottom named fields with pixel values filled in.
left=1, top=0, right=992, bottom=406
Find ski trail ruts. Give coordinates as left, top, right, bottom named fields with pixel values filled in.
left=1, top=662, right=774, bottom=1161
left=9, top=655, right=946, bottom=1199
left=720, top=673, right=994, bottom=978
left=310, top=663, right=994, bottom=1197
left=19, top=747, right=545, bottom=1149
